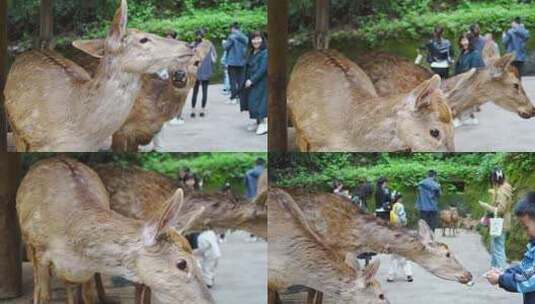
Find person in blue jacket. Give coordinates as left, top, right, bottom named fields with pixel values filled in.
left=223, top=22, right=249, bottom=105
left=503, top=17, right=530, bottom=79
left=244, top=158, right=266, bottom=200
left=416, top=170, right=441, bottom=232
left=243, top=31, right=268, bottom=135
left=486, top=192, right=535, bottom=304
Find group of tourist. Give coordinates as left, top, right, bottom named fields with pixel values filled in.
left=166, top=23, right=268, bottom=136
left=423, top=17, right=530, bottom=126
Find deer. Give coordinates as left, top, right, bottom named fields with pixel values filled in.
left=268, top=188, right=389, bottom=304
left=65, top=40, right=204, bottom=152
left=92, top=163, right=267, bottom=304
left=288, top=49, right=455, bottom=152
left=440, top=206, right=460, bottom=237
left=16, top=157, right=214, bottom=304
left=4, top=0, right=206, bottom=152
left=357, top=52, right=535, bottom=120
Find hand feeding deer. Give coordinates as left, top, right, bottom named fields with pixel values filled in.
left=92, top=164, right=267, bottom=304
left=288, top=49, right=455, bottom=152
left=17, top=157, right=214, bottom=304
left=268, top=188, right=389, bottom=304
left=4, top=0, right=205, bottom=151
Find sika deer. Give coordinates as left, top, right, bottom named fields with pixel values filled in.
left=358, top=52, right=535, bottom=119
left=268, top=188, right=388, bottom=304
left=17, top=157, right=214, bottom=304
left=288, top=50, right=454, bottom=152
left=4, top=0, right=203, bottom=151
left=440, top=207, right=460, bottom=236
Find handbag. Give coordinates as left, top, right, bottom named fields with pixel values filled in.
left=489, top=210, right=504, bottom=237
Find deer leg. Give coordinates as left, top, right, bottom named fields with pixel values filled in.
left=315, top=291, right=323, bottom=304
left=62, top=281, right=78, bottom=304
left=27, top=245, right=40, bottom=304
left=267, top=288, right=282, bottom=304
left=35, top=262, right=52, bottom=304
left=306, top=289, right=316, bottom=304
left=81, top=279, right=95, bottom=304
left=142, top=286, right=151, bottom=304
left=134, top=283, right=144, bottom=304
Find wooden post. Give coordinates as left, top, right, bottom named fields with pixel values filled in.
left=0, top=153, right=22, bottom=298
left=314, top=0, right=329, bottom=50
left=39, top=0, right=54, bottom=49
left=0, top=0, right=7, bottom=152
left=267, top=0, right=289, bottom=152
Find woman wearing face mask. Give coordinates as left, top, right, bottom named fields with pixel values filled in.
left=454, top=32, right=485, bottom=127
left=242, top=31, right=268, bottom=135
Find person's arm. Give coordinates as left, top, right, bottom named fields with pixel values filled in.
left=210, top=45, right=218, bottom=63
left=513, top=26, right=530, bottom=40
left=504, top=268, right=535, bottom=294
left=223, top=36, right=234, bottom=50
left=234, top=32, right=249, bottom=45
left=249, top=52, right=268, bottom=85
left=472, top=51, right=485, bottom=69
left=502, top=31, right=511, bottom=46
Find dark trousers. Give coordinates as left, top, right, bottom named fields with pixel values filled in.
left=419, top=210, right=438, bottom=232
left=191, top=80, right=209, bottom=108
left=431, top=67, right=449, bottom=79
left=228, top=65, right=245, bottom=99
left=512, top=61, right=524, bottom=80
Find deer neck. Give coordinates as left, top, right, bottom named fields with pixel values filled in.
left=75, top=212, right=145, bottom=283
left=78, top=55, right=141, bottom=144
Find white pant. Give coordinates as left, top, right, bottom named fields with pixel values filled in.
left=200, top=256, right=219, bottom=286
left=388, top=255, right=412, bottom=279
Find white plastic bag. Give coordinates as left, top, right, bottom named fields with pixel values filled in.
left=490, top=211, right=504, bottom=237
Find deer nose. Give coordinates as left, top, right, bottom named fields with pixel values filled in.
left=458, top=271, right=473, bottom=284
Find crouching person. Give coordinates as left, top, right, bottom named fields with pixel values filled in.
left=194, top=229, right=222, bottom=288
left=486, top=192, right=535, bottom=303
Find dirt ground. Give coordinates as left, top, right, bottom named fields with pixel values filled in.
left=2, top=231, right=266, bottom=304
left=280, top=230, right=522, bottom=304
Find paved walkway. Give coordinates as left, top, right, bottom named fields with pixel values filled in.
left=4, top=231, right=266, bottom=304
left=150, top=84, right=267, bottom=152
left=455, top=76, right=535, bottom=151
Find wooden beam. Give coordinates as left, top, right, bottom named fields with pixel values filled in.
left=0, top=153, right=22, bottom=298
left=0, top=0, right=7, bottom=152
left=314, top=0, right=329, bottom=50
left=39, top=0, right=53, bottom=49
left=267, top=0, right=289, bottom=152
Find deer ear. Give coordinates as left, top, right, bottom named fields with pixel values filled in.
left=418, top=219, right=435, bottom=243
left=72, top=39, right=105, bottom=58
left=175, top=206, right=205, bottom=234
left=490, top=53, right=515, bottom=78
left=108, top=0, right=128, bottom=47
left=411, top=75, right=441, bottom=110
left=363, top=260, right=380, bottom=282
left=143, top=189, right=184, bottom=246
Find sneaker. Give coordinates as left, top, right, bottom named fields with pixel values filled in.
left=168, top=117, right=182, bottom=126
left=200, top=110, right=205, bottom=117
left=230, top=99, right=238, bottom=105
left=177, top=118, right=185, bottom=125
left=386, top=278, right=394, bottom=283
left=256, top=121, right=267, bottom=135
left=190, top=111, right=196, bottom=118
left=452, top=118, right=463, bottom=128
left=247, top=123, right=258, bottom=132
left=407, top=276, right=414, bottom=282
left=465, top=117, right=479, bottom=125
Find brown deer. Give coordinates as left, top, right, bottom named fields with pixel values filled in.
left=17, top=157, right=214, bottom=304
left=284, top=189, right=473, bottom=284
left=440, top=207, right=460, bottom=237
left=358, top=52, right=535, bottom=120
left=268, top=188, right=389, bottom=304
left=288, top=50, right=454, bottom=152
left=4, top=0, right=204, bottom=151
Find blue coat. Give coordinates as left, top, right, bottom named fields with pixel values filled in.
left=503, top=26, right=530, bottom=62
left=244, top=165, right=265, bottom=199
left=416, top=177, right=441, bottom=212
left=244, top=48, right=268, bottom=119
left=499, top=240, right=535, bottom=303
left=223, top=31, right=248, bottom=67
left=455, top=49, right=485, bottom=75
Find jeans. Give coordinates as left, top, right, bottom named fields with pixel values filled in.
left=223, top=67, right=231, bottom=92
left=431, top=67, right=449, bottom=79
left=419, top=210, right=438, bottom=232
left=490, top=232, right=507, bottom=270
left=228, top=65, right=245, bottom=100
left=512, top=61, right=524, bottom=79
left=192, top=80, right=209, bottom=109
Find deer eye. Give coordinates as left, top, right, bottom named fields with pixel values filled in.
left=430, top=129, right=440, bottom=138
left=140, top=37, right=150, bottom=44
left=176, top=259, right=188, bottom=271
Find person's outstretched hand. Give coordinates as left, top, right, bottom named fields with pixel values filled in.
left=485, top=269, right=502, bottom=285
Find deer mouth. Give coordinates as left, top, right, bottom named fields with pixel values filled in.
left=518, top=109, right=535, bottom=119
left=171, top=70, right=188, bottom=88
left=457, top=271, right=473, bottom=284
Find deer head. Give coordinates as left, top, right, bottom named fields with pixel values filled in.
left=72, top=0, right=195, bottom=77
left=396, top=75, right=455, bottom=151
left=410, top=220, right=472, bottom=284
left=136, top=189, right=215, bottom=304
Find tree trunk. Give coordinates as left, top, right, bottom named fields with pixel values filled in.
left=315, top=0, right=330, bottom=50
left=0, top=0, right=7, bottom=152
left=0, top=153, right=22, bottom=298
left=267, top=0, right=289, bottom=152
left=39, top=0, right=54, bottom=49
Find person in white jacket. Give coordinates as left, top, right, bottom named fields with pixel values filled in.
left=195, top=230, right=222, bottom=288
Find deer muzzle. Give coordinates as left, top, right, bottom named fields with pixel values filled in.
left=457, top=271, right=473, bottom=284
